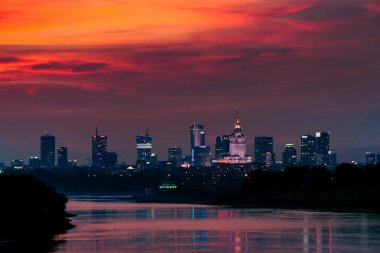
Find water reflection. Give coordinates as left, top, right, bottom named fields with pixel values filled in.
left=55, top=198, right=380, bottom=253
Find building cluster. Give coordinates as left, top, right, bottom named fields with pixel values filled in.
left=3, top=111, right=379, bottom=171
left=132, top=111, right=339, bottom=170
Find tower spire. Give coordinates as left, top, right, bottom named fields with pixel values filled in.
left=96, top=126, right=98, bottom=136
left=234, top=107, right=241, bottom=131
left=146, top=128, right=149, bottom=136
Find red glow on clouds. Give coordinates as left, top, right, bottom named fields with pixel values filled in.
left=0, top=0, right=380, bottom=163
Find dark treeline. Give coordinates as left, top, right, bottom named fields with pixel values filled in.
left=211, top=163, right=380, bottom=211
left=3, top=163, right=380, bottom=212
left=0, top=175, right=74, bottom=252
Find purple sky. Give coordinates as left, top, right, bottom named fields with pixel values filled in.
left=1, top=0, right=380, bottom=164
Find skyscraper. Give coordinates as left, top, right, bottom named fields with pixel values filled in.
left=366, top=152, right=376, bottom=165
left=194, top=146, right=211, bottom=167
left=168, top=146, right=182, bottom=167
left=190, top=123, right=205, bottom=164
left=41, top=133, right=55, bottom=168
left=92, top=127, right=108, bottom=167
left=57, top=146, right=68, bottom=168
left=215, top=136, right=223, bottom=160
left=136, top=129, right=152, bottom=166
left=328, top=150, right=337, bottom=167
left=217, top=110, right=252, bottom=164
left=316, top=132, right=330, bottom=166
left=301, top=134, right=316, bottom=166
left=254, top=137, right=274, bottom=164
left=282, top=144, right=297, bottom=167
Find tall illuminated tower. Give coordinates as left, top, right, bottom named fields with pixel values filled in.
left=190, top=123, right=205, bottom=164
left=92, top=127, right=108, bottom=167
left=136, top=129, right=152, bottom=164
left=218, top=109, right=252, bottom=164
left=301, top=133, right=316, bottom=166
left=316, top=131, right=330, bottom=166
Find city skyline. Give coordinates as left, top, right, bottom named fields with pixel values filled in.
left=1, top=0, right=380, bottom=163
left=0, top=114, right=378, bottom=165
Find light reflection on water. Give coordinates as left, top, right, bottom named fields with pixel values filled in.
left=55, top=197, right=380, bottom=253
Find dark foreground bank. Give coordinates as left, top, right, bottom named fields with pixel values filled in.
left=0, top=175, right=74, bottom=252
left=141, top=164, right=380, bottom=213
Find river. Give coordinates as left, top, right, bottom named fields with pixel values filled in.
left=54, top=196, right=380, bottom=253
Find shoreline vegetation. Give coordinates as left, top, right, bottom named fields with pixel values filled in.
left=0, top=175, right=74, bottom=252
left=3, top=163, right=380, bottom=216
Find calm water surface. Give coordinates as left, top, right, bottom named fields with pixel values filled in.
left=55, top=197, right=380, bottom=253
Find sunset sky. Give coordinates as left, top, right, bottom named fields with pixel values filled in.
left=1, top=0, right=380, bottom=164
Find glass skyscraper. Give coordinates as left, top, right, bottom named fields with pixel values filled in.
left=41, top=133, right=55, bottom=168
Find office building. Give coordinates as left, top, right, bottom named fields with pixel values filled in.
left=168, top=146, right=182, bottom=167
left=282, top=144, right=297, bottom=167
left=366, top=152, right=376, bottom=165
left=316, top=132, right=330, bottom=166
left=254, top=136, right=274, bottom=165
left=92, top=127, right=108, bottom=167
left=194, top=146, right=211, bottom=167
left=301, top=134, right=316, bottom=166
left=215, top=136, right=223, bottom=160
left=41, top=133, right=55, bottom=168
left=58, top=146, right=68, bottom=168
left=29, top=156, right=41, bottom=169
left=136, top=129, right=153, bottom=167
left=104, top=151, right=118, bottom=167
left=328, top=150, right=337, bottom=167
left=190, top=123, right=205, bottom=164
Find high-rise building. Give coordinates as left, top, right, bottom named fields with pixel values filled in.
left=282, top=144, right=297, bottom=167
left=58, top=146, right=68, bottom=168
left=136, top=129, right=152, bottom=166
left=190, top=123, right=205, bottom=164
left=216, top=110, right=252, bottom=164
left=328, top=150, right=337, bottom=167
left=377, top=153, right=380, bottom=164
left=104, top=151, right=118, bottom=168
left=254, top=137, right=274, bottom=164
left=221, top=134, right=230, bottom=156
left=366, top=152, right=376, bottom=165
left=300, top=134, right=316, bottom=166
left=168, top=146, right=182, bottom=167
left=194, top=146, right=211, bottom=167
left=316, top=132, right=330, bottom=166
left=41, top=133, right=55, bottom=168
left=29, top=156, right=41, bottom=169
left=215, top=136, right=223, bottom=160
left=92, top=127, right=108, bottom=167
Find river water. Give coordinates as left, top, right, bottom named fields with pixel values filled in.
left=55, top=197, right=380, bottom=253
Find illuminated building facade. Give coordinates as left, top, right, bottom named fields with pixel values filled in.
left=194, top=146, right=211, bottom=167
left=301, top=134, right=316, bottom=166
left=168, top=146, right=182, bottom=167
left=190, top=123, right=205, bottom=164
left=217, top=111, right=252, bottom=164
left=282, top=144, right=297, bottom=167
left=254, top=136, right=274, bottom=164
left=136, top=129, right=152, bottom=167
left=92, top=127, right=108, bottom=167
left=316, top=131, right=330, bottom=166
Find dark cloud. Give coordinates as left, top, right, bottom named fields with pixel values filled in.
left=282, top=1, right=368, bottom=21
left=30, top=60, right=110, bottom=73
left=0, top=56, right=19, bottom=63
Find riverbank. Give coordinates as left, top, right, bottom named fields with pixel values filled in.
left=0, top=175, right=74, bottom=252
